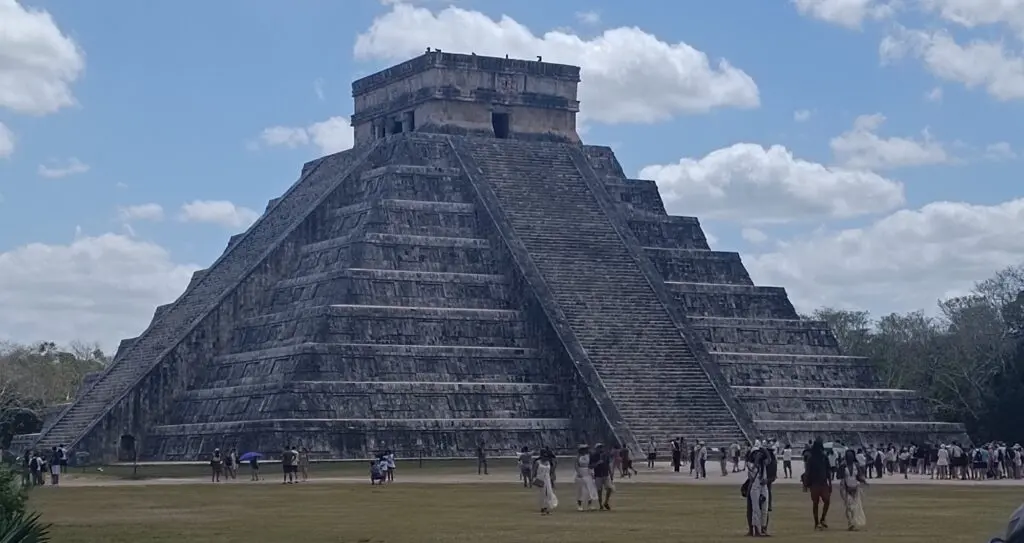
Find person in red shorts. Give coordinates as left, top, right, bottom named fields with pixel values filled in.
left=803, top=437, right=833, bottom=530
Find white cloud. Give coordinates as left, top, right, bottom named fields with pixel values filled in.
left=0, top=0, right=85, bottom=115
left=575, top=10, right=601, bottom=25
left=37, top=157, right=89, bottom=178
left=0, top=121, right=12, bottom=158
left=793, top=109, right=812, bottom=122
left=741, top=227, right=769, bottom=244
left=747, top=198, right=1024, bottom=315
left=638, top=143, right=905, bottom=224
left=353, top=4, right=760, bottom=124
left=925, top=86, right=943, bottom=102
left=829, top=113, right=949, bottom=169
left=0, top=233, right=200, bottom=352
left=919, top=0, right=1024, bottom=36
left=984, top=141, right=1017, bottom=160
left=178, top=200, right=259, bottom=229
left=118, top=203, right=164, bottom=222
left=791, top=0, right=893, bottom=29
left=255, top=116, right=354, bottom=155
left=881, top=28, right=1024, bottom=101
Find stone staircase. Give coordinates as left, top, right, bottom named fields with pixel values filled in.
left=28, top=143, right=376, bottom=454
left=452, top=137, right=748, bottom=447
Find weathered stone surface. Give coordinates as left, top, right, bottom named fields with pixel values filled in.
left=20, top=53, right=964, bottom=462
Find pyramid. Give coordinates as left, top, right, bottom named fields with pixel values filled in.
left=23, top=52, right=965, bottom=462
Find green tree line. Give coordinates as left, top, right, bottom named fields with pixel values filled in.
left=0, top=341, right=108, bottom=449
left=806, top=264, right=1024, bottom=444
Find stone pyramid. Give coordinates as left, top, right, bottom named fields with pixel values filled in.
left=23, top=52, right=965, bottom=462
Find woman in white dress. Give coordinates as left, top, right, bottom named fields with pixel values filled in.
left=838, top=449, right=869, bottom=531
left=574, top=445, right=598, bottom=511
left=534, top=452, right=558, bottom=515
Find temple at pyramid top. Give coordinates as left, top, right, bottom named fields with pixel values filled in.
left=350, top=51, right=582, bottom=146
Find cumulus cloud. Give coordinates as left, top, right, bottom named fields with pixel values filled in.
left=0, top=121, right=12, bottom=158
left=353, top=3, right=760, bottom=124
left=0, top=0, right=85, bottom=115
left=919, top=0, right=1024, bottom=36
left=37, top=157, right=90, bottom=178
left=575, top=11, right=601, bottom=25
left=178, top=200, right=259, bottom=229
left=793, top=109, right=812, bottom=122
left=638, top=143, right=905, bottom=223
left=118, top=203, right=164, bottom=222
left=747, top=198, right=1024, bottom=315
left=254, top=116, right=353, bottom=155
left=925, top=86, right=943, bottom=102
left=984, top=141, right=1017, bottom=160
left=0, top=233, right=200, bottom=352
left=881, top=27, right=1024, bottom=101
left=791, top=0, right=894, bottom=29
left=829, top=113, right=949, bottom=169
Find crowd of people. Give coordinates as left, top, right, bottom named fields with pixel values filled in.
left=14, top=445, right=68, bottom=487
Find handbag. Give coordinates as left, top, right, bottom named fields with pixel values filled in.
left=532, top=478, right=545, bottom=488
left=740, top=478, right=751, bottom=497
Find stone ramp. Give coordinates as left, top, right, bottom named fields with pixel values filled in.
left=451, top=137, right=749, bottom=449
left=29, top=142, right=379, bottom=454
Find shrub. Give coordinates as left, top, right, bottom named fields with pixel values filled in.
left=0, top=511, right=51, bottom=543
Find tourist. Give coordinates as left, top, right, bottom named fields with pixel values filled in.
left=57, top=444, right=68, bottom=474
left=518, top=447, right=533, bottom=487
left=299, top=447, right=310, bottom=482
left=289, top=445, right=300, bottom=482
left=534, top=450, right=558, bottom=515
left=838, top=449, right=868, bottom=531
left=764, top=440, right=778, bottom=518
left=370, top=458, right=386, bottom=485
left=476, top=442, right=488, bottom=475
left=591, top=443, right=614, bottom=511
left=646, top=438, right=657, bottom=469
left=937, top=444, right=950, bottom=480
left=210, top=448, right=223, bottom=483
left=282, top=445, right=294, bottom=484
left=619, top=447, right=636, bottom=478
left=782, top=443, right=793, bottom=479
left=610, top=445, right=622, bottom=479
left=228, top=448, right=239, bottom=479
left=670, top=439, right=681, bottom=472
left=719, top=447, right=729, bottom=476
left=695, top=440, right=707, bottom=479
left=898, top=448, right=910, bottom=479
left=574, top=445, right=598, bottom=512
left=224, top=449, right=235, bottom=480
left=743, top=442, right=769, bottom=537
left=21, top=451, right=32, bottom=486
left=249, top=454, right=261, bottom=481
left=48, top=447, right=60, bottom=485
left=803, top=437, right=832, bottom=530
left=385, top=449, right=396, bottom=482
left=730, top=441, right=741, bottom=472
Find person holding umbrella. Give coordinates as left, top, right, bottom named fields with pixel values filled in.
left=240, top=451, right=263, bottom=481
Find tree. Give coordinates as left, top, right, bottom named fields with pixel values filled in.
left=806, top=308, right=872, bottom=354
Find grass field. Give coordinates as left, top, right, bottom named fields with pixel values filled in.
left=28, top=475, right=1020, bottom=543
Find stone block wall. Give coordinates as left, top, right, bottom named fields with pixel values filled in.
left=581, top=145, right=967, bottom=447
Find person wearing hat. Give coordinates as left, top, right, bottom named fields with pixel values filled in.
left=990, top=503, right=1024, bottom=543
left=574, top=444, right=598, bottom=511
left=744, top=440, right=770, bottom=537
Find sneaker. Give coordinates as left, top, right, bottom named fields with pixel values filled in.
left=577, top=505, right=584, bottom=512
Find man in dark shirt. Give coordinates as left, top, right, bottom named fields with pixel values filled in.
left=804, top=437, right=832, bottom=530
left=590, top=443, right=614, bottom=510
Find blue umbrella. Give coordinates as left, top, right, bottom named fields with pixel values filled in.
left=239, top=452, right=263, bottom=462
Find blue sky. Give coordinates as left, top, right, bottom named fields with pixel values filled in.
left=1, top=0, right=1023, bottom=351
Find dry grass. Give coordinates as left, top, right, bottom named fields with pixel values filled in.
left=28, top=476, right=1019, bottom=543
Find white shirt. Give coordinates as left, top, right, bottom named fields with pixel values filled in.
left=782, top=448, right=793, bottom=461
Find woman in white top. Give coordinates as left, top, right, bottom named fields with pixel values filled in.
left=574, top=446, right=598, bottom=511
left=936, top=445, right=950, bottom=480
left=534, top=451, right=558, bottom=515
left=782, top=444, right=794, bottom=479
